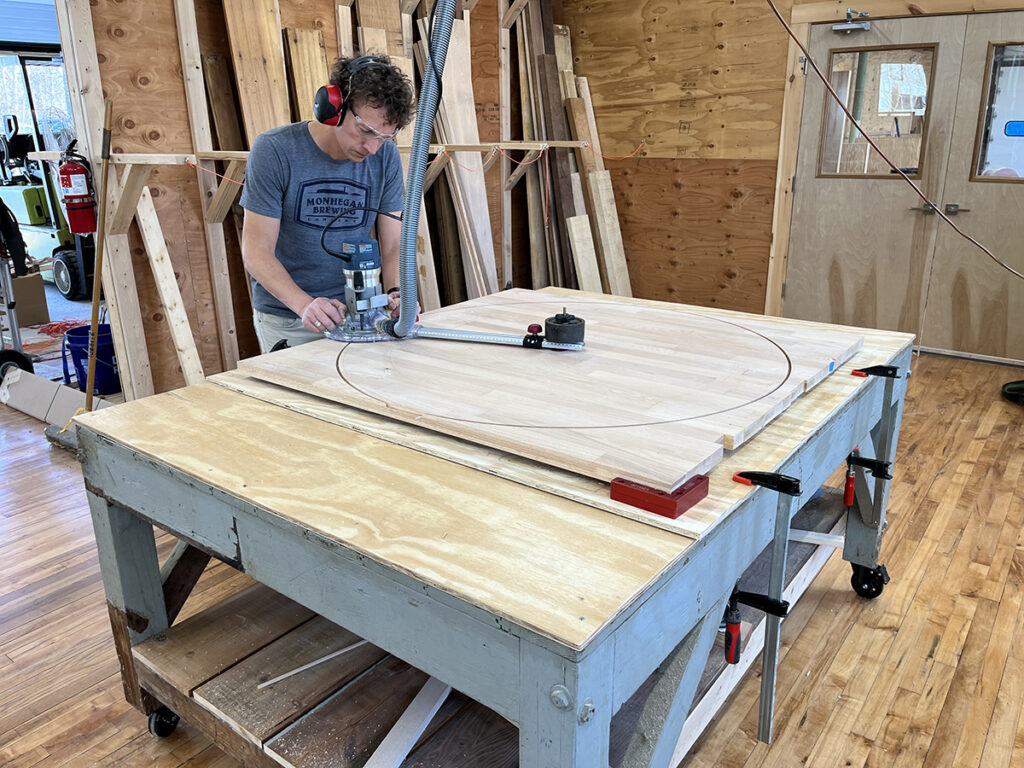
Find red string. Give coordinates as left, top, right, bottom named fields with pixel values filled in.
left=584, top=140, right=646, bottom=161
left=494, top=146, right=548, bottom=166
left=439, top=149, right=493, bottom=172
left=185, top=159, right=245, bottom=186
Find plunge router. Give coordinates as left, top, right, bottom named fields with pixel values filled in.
left=323, top=236, right=587, bottom=351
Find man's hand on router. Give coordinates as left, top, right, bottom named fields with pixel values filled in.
left=387, top=289, right=420, bottom=320
left=301, top=297, right=347, bottom=332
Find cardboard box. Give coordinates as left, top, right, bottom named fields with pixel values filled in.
left=11, top=273, right=50, bottom=327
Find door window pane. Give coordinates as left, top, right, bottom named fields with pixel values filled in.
left=25, top=59, right=74, bottom=151
left=974, top=44, right=1024, bottom=180
left=819, top=46, right=935, bottom=177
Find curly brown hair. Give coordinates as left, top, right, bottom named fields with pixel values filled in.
left=329, top=55, right=416, bottom=131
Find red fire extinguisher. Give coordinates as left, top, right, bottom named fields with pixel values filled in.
left=59, top=141, right=97, bottom=234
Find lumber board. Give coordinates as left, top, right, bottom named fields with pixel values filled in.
left=108, top=164, right=152, bottom=236
left=359, top=25, right=390, bottom=55
left=399, top=153, right=442, bottom=312
left=363, top=677, right=451, bottom=768
left=135, top=187, right=206, bottom=387
left=336, top=1, right=356, bottom=57
left=237, top=289, right=866, bottom=492
left=264, top=655, right=430, bottom=767
left=222, top=0, right=292, bottom=145
left=204, top=159, right=246, bottom=224
left=514, top=18, right=551, bottom=288
left=535, top=51, right=577, bottom=286
left=175, top=0, right=240, bottom=370
left=210, top=368, right=708, bottom=539
left=414, top=18, right=498, bottom=298
left=132, top=583, right=314, bottom=695
left=354, top=0, right=404, bottom=57
left=575, top=77, right=605, bottom=172
left=397, top=693, right=517, bottom=767
left=588, top=170, right=632, bottom=297
left=193, top=616, right=388, bottom=744
left=566, top=215, right=603, bottom=292
left=283, top=28, right=330, bottom=123
left=202, top=53, right=246, bottom=151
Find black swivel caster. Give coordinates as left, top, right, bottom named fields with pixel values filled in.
left=148, top=706, right=180, bottom=738
left=851, top=563, right=890, bottom=598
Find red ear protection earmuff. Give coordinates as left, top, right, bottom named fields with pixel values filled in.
left=313, top=56, right=388, bottom=126
left=313, top=84, right=344, bottom=126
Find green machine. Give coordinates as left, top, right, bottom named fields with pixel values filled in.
left=0, top=113, right=93, bottom=300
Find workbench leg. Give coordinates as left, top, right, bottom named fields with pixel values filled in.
left=88, top=491, right=169, bottom=712
left=844, top=373, right=907, bottom=566
left=619, top=603, right=726, bottom=768
left=518, top=638, right=615, bottom=768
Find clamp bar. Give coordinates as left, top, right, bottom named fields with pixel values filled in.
left=731, top=470, right=801, bottom=744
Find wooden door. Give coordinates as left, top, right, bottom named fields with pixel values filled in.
left=920, top=13, right=1024, bottom=359
left=784, top=17, right=966, bottom=337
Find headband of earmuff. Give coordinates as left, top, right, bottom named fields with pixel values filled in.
left=312, top=56, right=388, bottom=126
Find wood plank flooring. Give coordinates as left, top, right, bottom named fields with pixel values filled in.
left=1, top=352, right=1022, bottom=767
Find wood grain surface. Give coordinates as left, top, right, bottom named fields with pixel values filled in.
left=609, top=159, right=776, bottom=314
left=193, top=616, right=387, bottom=744
left=74, top=381, right=694, bottom=649
left=265, top=655, right=427, bottom=768
left=132, top=583, right=314, bottom=695
left=238, top=289, right=863, bottom=491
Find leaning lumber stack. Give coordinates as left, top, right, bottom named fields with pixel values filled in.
left=504, top=8, right=631, bottom=296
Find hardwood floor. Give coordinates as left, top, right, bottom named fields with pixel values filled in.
left=1, top=352, right=1022, bottom=767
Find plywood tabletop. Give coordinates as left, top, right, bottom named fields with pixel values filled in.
left=75, top=382, right=695, bottom=650
left=75, top=292, right=913, bottom=649
left=238, top=290, right=865, bottom=492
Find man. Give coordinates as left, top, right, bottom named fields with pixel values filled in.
left=240, top=55, right=416, bottom=352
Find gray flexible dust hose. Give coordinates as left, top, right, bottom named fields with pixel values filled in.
left=385, top=0, right=458, bottom=338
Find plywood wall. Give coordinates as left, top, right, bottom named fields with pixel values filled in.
left=88, top=0, right=263, bottom=394
left=561, top=0, right=798, bottom=313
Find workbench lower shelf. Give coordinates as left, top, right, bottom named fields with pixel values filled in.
left=130, top=491, right=847, bottom=768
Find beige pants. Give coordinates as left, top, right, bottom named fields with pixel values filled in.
left=252, top=310, right=324, bottom=353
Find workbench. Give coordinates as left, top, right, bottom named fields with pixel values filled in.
left=75, top=290, right=913, bottom=767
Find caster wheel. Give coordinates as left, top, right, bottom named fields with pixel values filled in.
left=148, top=706, right=180, bottom=738
left=851, top=563, right=890, bottom=599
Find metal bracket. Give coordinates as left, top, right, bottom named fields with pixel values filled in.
left=832, top=8, right=871, bottom=33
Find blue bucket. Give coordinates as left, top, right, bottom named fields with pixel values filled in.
left=63, top=324, right=121, bottom=395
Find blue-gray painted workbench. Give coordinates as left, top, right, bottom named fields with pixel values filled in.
left=75, top=311, right=913, bottom=768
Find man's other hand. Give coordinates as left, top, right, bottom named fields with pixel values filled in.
left=301, top=297, right=346, bottom=332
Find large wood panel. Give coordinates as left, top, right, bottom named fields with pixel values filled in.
left=562, top=0, right=793, bottom=161
left=609, top=159, right=775, bottom=313
left=237, top=289, right=864, bottom=492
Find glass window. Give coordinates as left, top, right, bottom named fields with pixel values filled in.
left=818, top=46, right=936, bottom=178
left=25, top=58, right=74, bottom=152
left=974, top=44, right=1024, bottom=181
left=0, top=55, right=33, bottom=136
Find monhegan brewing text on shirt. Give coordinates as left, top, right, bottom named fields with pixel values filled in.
left=240, top=122, right=405, bottom=316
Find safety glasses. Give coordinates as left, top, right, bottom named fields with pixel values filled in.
left=351, top=110, right=398, bottom=142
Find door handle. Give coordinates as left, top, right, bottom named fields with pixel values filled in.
left=909, top=203, right=936, bottom=214
left=944, top=203, right=970, bottom=215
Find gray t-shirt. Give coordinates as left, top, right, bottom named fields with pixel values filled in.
left=240, top=121, right=404, bottom=316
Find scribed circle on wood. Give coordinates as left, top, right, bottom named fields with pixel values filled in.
left=333, top=298, right=794, bottom=430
